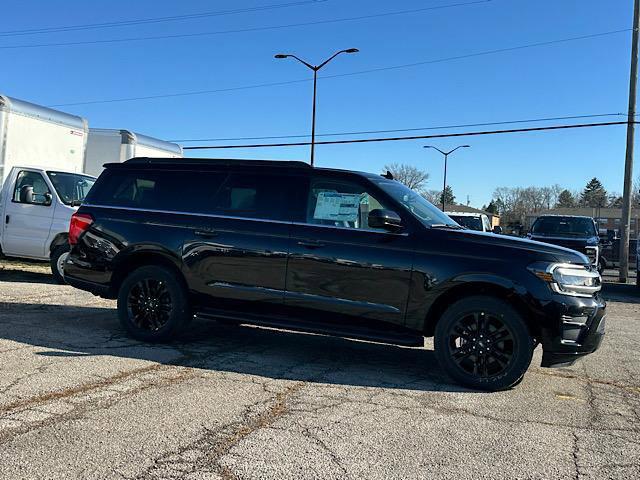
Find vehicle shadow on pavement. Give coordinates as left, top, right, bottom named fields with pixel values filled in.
left=601, top=283, right=640, bottom=304
left=0, top=302, right=469, bottom=393
left=0, top=269, right=55, bottom=284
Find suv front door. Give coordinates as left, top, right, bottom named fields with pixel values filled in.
left=285, top=174, right=414, bottom=327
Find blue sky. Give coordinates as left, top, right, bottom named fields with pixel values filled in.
left=2, top=0, right=634, bottom=207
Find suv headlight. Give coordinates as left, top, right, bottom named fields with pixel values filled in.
left=528, top=262, right=601, bottom=297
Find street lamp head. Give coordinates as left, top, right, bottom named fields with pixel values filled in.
left=423, top=145, right=434, bottom=149
left=274, top=54, right=289, bottom=59
left=461, top=145, right=471, bottom=148
left=344, top=48, right=359, bottom=54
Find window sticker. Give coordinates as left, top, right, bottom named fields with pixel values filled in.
left=313, top=192, right=360, bottom=222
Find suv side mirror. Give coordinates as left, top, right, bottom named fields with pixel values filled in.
left=368, top=209, right=403, bottom=232
left=492, top=225, right=503, bottom=235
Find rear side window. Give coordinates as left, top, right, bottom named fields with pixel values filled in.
left=86, top=169, right=295, bottom=221
left=86, top=169, right=227, bottom=213
left=212, top=174, right=292, bottom=221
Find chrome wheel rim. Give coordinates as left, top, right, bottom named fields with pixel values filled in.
left=57, top=252, right=69, bottom=277
left=447, top=311, right=516, bottom=378
left=127, top=278, right=172, bottom=331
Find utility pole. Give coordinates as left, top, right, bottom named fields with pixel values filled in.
left=619, top=0, right=640, bottom=283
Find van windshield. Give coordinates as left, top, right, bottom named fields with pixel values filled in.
left=47, top=171, right=96, bottom=206
left=531, top=216, right=597, bottom=237
left=374, top=179, right=459, bottom=228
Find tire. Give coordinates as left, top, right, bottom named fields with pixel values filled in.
left=117, top=265, right=191, bottom=342
left=434, top=295, right=534, bottom=391
left=597, top=258, right=605, bottom=275
left=50, top=244, right=70, bottom=284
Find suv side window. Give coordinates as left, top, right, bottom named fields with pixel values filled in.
left=212, top=173, right=291, bottom=221
left=88, top=170, right=227, bottom=213
left=306, top=177, right=392, bottom=231
left=13, top=170, right=51, bottom=205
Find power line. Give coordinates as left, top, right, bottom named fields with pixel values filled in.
left=0, top=0, right=326, bottom=37
left=171, top=112, right=629, bottom=143
left=182, top=121, right=631, bottom=149
left=48, top=28, right=631, bottom=107
left=1, top=1, right=490, bottom=50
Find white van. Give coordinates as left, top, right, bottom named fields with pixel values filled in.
left=0, top=95, right=94, bottom=282
left=0, top=166, right=95, bottom=282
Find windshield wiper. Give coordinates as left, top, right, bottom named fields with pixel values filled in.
left=430, top=223, right=464, bottom=230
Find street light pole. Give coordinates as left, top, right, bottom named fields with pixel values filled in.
left=275, top=48, right=359, bottom=167
left=423, top=145, right=470, bottom=211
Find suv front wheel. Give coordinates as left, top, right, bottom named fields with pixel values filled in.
left=434, top=295, right=534, bottom=391
left=117, top=265, right=191, bottom=342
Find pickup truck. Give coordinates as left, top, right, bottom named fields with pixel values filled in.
left=0, top=166, right=95, bottom=282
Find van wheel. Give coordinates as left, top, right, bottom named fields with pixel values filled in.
left=434, top=295, right=533, bottom=391
left=117, top=265, right=191, bottom=342
left=50, top=244, right=70, bottom=284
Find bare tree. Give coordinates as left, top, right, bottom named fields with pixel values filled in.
left=421, top=189, right=441, bottom=205
left=383, top=163, right=429, bottom=191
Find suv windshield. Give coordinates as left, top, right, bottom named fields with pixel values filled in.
left=449, top=215, right=482, bottom=231
left=47, top=171, right=96, bottom=206
left=374, top=179, right=458, bottom=228
left=531, top=216, right=597, bottom=237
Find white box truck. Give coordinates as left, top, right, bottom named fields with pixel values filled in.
left=0, top=95, right=95, bottom=283
left=84, top=128, right=183, bottom=177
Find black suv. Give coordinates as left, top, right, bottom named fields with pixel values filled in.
left=528, top=215, right=602, bottom=272
left=65, top=158, right=606, bottom=391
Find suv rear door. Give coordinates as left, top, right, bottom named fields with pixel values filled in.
left=284, top=173, right=414, bottom=327
left=184, top=170, right=304, bottom=316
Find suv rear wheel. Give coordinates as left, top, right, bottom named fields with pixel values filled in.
left=434, top=295, right=533, bottom=391
left=117, top=265, right=191, bottom=342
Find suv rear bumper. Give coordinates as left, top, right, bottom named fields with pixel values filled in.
left=539, top=294, right=606, bottom=367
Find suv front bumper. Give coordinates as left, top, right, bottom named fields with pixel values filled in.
left=539, top=294, right=606, bottom=368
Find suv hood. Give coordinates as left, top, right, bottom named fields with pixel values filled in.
left=436, top=228, right=588, bottom=264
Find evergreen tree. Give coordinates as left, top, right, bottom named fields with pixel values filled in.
left=439, top=185, right=456, bottom=206
left=556, top=189, right=576, bottom=208
left=580, top=178, right=607, bottom=208
left=485, top=200, right=498, bottom=214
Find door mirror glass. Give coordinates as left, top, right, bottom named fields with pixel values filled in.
left=368, top=209, right=403, bottom=232
left=492, top=225, right=503, bottom=235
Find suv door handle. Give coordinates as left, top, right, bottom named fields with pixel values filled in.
left=194, top=230, right=218, bottom=238
left=5, top=215, right=9, bottom=224
left=297, top=240, right=326, bottom=249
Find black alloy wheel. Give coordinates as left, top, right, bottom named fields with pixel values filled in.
left=127, top=278, right=173, bottom=331
left=117, top=265, right=191, bottom=342
left=435, top=295, right=534, bottom=391
left=447, top=311, right=515, bottom=379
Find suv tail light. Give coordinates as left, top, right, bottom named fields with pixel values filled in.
left=69, top=213, right=93, bottom=245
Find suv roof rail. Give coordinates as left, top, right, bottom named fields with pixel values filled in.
left=122, top=157, right=312, bottom=168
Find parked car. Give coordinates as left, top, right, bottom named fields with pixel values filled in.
left=527, top=215, right=603, bottom=273
left=64, top=158, right=605, bottom=391
left=448, top=211, right=501, bottom=233
left=0, top=166, right=95, bottom=282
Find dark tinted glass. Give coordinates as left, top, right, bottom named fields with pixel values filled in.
left=450, top=215, right=482, bottom=231
left=532, top=217, right=597, bottom=237
left=212, top=173, right=291, bottom=221
left=86, top=169, right=227, bottom=213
